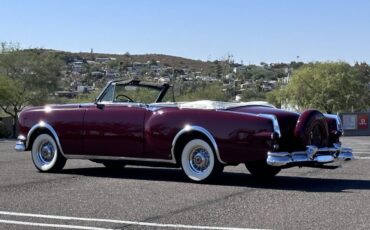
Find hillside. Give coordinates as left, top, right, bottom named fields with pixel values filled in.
left=36, top=49, right=216, bottom=71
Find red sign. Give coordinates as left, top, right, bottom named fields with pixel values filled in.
left=358, top=114, right=368, bottom=129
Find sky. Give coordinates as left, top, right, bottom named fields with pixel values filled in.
left=1, top=0, right=370, bottom=64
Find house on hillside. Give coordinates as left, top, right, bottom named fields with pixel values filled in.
left=105, top=69, right=120, bottom=79
left=96, top=57, right=115, bottom=63
left=70, top=61, right=85, bottom=74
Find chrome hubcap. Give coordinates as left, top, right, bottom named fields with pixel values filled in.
left=38, top=142, right=55, bottom=163
left=189, top=147, right=210, bottom=173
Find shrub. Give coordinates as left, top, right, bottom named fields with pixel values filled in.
left=0, top=121, right=10, bottom=138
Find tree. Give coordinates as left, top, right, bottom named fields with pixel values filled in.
left=268, top=62, right=370, bottom=113
left=175, top=82, right=229, bottom=101
left=0, top=47, right=63, bottom=137
left=0, top=76, right=28, bottom=136
left=215, top=61, right=223, bottom=79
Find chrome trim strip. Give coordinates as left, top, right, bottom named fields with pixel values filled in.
left=25, top=121, right=67, bottom=157
left=25, top=123, right=224, bottom=165
left=171, top=125, right=226, bottom=164
left=25, top=121, right=177, bottom=164
left=63, top=154, right=176, bottom=163
left=258, top=114, right=282, bottom=138
left=96, top=102, right=146, bottom=108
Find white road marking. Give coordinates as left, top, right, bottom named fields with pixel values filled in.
left=0, top=219, right=113, bottom=230
left=0, top=211, right=266, bottom=230
left=354, top=156, right=370, bottom=160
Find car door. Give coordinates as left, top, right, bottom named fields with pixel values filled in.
left=83, top=103, right=146, bottom=157
left=83, top=83, right=148, bottom=157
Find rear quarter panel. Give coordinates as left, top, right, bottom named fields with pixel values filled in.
left=144, top=107, right=275, bottom=163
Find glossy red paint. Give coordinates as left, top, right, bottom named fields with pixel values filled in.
left=18, top=103, right=278, bottom=164
left=83, top=104, right=146, bottom=157
left=144, top=107, right=274, bottom=163
left=228, top=106, right=301, bottom=152
left=19, top=104, right=86, bottom=154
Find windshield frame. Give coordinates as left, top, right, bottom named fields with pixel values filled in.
left=96, top=79, right=170, bottom=104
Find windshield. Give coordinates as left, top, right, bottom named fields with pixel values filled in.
left=98, top=80, right=169, bottom=104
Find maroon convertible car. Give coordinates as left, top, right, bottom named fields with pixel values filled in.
left=15, top=79, right=353, bottom=182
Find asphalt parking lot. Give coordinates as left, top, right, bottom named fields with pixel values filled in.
left=0, top=136, right=369, bottom=230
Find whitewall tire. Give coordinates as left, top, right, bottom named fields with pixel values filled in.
left=181, top=139, right=221, bottom=182
left=31, top=134, right=66, bottom=172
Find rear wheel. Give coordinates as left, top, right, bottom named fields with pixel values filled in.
left=245, top=161, right=280, bottom=179
left=181, top=139, right=223, bottom=182
left=31, top=134, right=66, bottom=172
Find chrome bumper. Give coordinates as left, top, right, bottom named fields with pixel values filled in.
left=267, top=143, right=353, bottom=167
left=14, top=135, right=26, bottom=152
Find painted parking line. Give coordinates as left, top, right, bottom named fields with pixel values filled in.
left=353, top=151, right=370, bottom=155
left=0, top=219, right=112, bottom=230
left=0, top=211, right=266, bottom=230
left=354, top=156, right=370, bottom=160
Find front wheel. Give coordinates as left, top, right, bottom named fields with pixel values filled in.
left=181, top=139, right=223, bottom=182
left=245, top=160, right=280, bottom=179
left=31, top=134, right=66, bottom=172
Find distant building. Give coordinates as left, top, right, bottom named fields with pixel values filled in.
left=133, top=62, right=147, bottom=70
left=195, top=76, right=219, bottom=82
left=55, top=91, right=78, bottom=98
left=158, top=77, right=170, bottom=83
left=96, top=57, right=115, bottom=63
left=105, top=69, right=120, bottom=78
left=77, top=86, right=89, bottom=93
left=71, top=61, right=85, bottom=73
left=91, top=71, right=104, bottom=77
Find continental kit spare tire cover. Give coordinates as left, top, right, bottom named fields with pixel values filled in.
left=294, top=110, right=329, bottom=148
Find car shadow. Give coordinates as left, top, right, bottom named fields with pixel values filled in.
left=58, top=166, right=370, bottom=193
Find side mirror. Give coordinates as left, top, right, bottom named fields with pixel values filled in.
left=95, top=102, right=105, bottom=110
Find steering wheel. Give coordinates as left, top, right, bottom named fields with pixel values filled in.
left=115, top=94, right=135, bottom=103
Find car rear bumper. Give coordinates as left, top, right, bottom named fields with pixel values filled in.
left=14, top=135, right=26, bottom=152
left=267, top=143, right=353, bottom=167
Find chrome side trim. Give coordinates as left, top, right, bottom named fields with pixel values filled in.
left=96, top=102, right=145, bottom=108
left=25, top=123, right=223, bottom=165
left=64, top=154, right=177, bottom=163
left=171, top=125, right=226, bottom=164
left=25, top=121, right=176, bottom=164
left=258, top=114, right=281, bottom=138
left=26, top=121, right=66, bottom=157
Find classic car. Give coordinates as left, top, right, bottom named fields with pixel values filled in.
left=15, top=79, right=353, bottom=182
